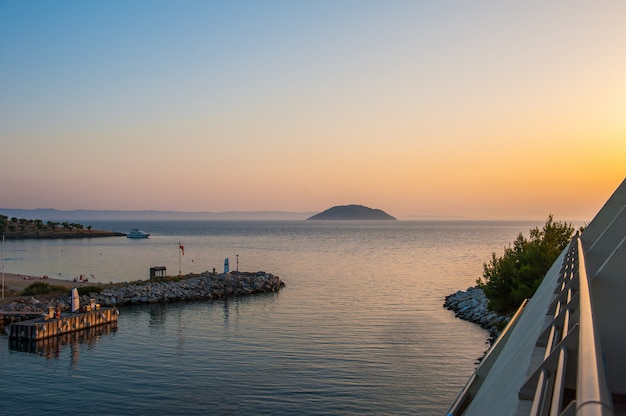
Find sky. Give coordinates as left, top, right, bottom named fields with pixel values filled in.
left=1, top=1, right=625, bottom=221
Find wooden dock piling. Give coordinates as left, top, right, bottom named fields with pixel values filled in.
left=8, top=307, right=118, bottom=341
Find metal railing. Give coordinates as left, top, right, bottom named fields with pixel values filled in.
left=519, top=233, right=614, bottom=416
left=575, top=237, right=613, bottom=416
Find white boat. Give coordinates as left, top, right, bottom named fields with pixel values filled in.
left=127, top=229, right=150, bottom=239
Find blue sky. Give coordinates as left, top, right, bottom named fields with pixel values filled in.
left=1, top=1, right=625, bottom=220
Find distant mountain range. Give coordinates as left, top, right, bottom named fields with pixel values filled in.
left=0, top=208, right=316, bottom=221
left=2, top=205, right=400, bottom=221
left=307, top=205, right=397, bottom=220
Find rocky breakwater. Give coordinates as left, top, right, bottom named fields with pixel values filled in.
left=443, top=286, right=508, bottom=340
left=98, top=272, right=285, bottom=306
left=0, top=272, right=285, bottom=323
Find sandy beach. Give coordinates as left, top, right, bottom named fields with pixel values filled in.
left=0, top=272, right=96, bottom=293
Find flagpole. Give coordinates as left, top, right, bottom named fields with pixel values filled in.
left=2, top=234, right=5, bottom=299
left=178, top=241, right=182, bottom=277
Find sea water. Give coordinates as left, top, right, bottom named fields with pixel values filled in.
left=0, top=220, right=539, bottom=415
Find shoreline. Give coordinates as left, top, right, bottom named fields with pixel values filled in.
left=1, top=231, right=126, bottom=240
left=0, top=272, right=100, bottom=308
left=443, top=286, right=509, bottom=340
left=0, top=271, right=285, bottom=318
left=1, top=272, right=97, bottom=292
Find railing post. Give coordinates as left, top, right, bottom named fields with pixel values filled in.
left=550, top=347, right=567, bottom=416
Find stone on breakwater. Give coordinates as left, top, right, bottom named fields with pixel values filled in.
left=0, top=272, right=285, bottom=319
left=99, top=271, right=285, bottom=306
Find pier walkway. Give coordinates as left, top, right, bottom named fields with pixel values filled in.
left=7, top=305, right=118, bottom=341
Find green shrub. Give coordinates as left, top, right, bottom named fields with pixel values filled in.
left=21, top=282, right=68, bottom=296
left=77, top=286, right=103, bottom=296
left=477, top=215, right=575, bottom=314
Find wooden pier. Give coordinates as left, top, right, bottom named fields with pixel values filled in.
left=7, top=307, right=119, bottom=341
left=9, top=323, right=116, bottom=356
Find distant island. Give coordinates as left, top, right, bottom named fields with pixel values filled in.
left=0, top=215, right=125, bottom=239
left=307, top=205, right=397, bottom=220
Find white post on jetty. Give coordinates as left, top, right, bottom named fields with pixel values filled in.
left=71, top=288, right=80, bottom=313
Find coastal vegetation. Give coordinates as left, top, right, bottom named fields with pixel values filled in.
left=0, top=214, right=123, bottom=238
left=477, top=216, right=576, bottom=314
left=21, top=281, right=69, bottom=296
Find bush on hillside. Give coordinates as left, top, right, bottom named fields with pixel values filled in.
left=477, top=215, right=575, bottom=314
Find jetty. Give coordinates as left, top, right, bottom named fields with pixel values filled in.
left=9, top=323, right=116, bottom=356
left=6, top=299, right=118, bottom=341
left=448, top=178, right=626, bottom=416
left=2, top=271, right=284, bottom=336
left=93, top=271, right=285, bottom=306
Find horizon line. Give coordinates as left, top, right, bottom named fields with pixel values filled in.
left=0, top=208, right=584, bottom=223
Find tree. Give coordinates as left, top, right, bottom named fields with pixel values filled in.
left=0, top=215, right=7, bottom=233
left=477, top=215, right=575, bottom=314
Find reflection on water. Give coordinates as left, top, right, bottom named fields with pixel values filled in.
left=148, top=303, right=167, bottom=328
left=9, top=323, right=117, bottom=366
left=0, top=221, right=545, bottom=415
left=223, top=297, right=230, bottom=328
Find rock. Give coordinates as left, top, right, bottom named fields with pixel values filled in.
left=444, top=285, right=506, bottom=340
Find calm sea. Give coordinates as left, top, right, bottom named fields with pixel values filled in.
left=1, top=220, right=540, bottom=415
